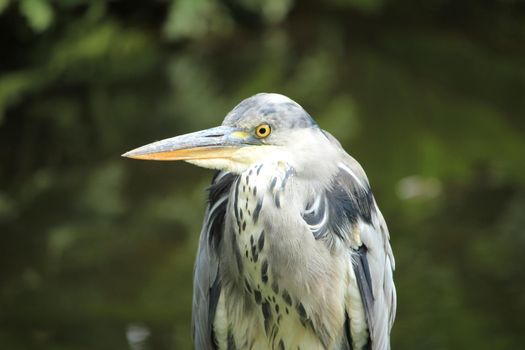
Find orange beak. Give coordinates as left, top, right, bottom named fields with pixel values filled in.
left=122, top=126, right=251, bottom=161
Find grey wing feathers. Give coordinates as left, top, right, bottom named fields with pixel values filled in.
left=192, top=229, right=220, bottom=350
left=334, top=158, right=396, bottom=350
left=192, top=171, right=237, bottom=350
left=355, top=204, right=396, bottom=350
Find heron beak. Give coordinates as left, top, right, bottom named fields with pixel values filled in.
left=122, top=126, right=252, bottom=161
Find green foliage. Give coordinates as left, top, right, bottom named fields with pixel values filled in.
left=164, top=0, right=233, bottom=40
left=20, top=0, right=54, bottom=32
left=1, top=0, right=524, bottom=349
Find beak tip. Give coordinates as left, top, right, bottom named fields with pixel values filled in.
left=122, top=149, right=143, bottom=159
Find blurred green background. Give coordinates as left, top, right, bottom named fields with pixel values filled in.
left=1, top=0, right=525, bottom=349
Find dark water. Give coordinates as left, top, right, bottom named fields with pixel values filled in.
left=1, top=1, right=524, bottom=349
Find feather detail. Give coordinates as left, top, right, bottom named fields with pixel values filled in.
left=192, top=171, right=238, bottom=349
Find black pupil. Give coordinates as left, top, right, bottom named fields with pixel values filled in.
left=259, top=127, right=267, bottom=134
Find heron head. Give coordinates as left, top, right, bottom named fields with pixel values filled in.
left=123, top=93, right=329, bottom=173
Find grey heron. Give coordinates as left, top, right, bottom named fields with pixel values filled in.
left=123, top=93, right=396, bottom=350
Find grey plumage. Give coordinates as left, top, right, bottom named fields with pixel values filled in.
left=124, top=93, right=396, bottom=350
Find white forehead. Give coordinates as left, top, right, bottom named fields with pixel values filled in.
left=261, top=93, right=299, bottom=106
left=222, top=92, right=316, bottom=129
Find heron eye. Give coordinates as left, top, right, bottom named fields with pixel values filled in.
left=255, top=124, right=271, bottom=138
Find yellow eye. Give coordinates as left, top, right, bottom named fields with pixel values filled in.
left=255, top=124, right=271, bottom=138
